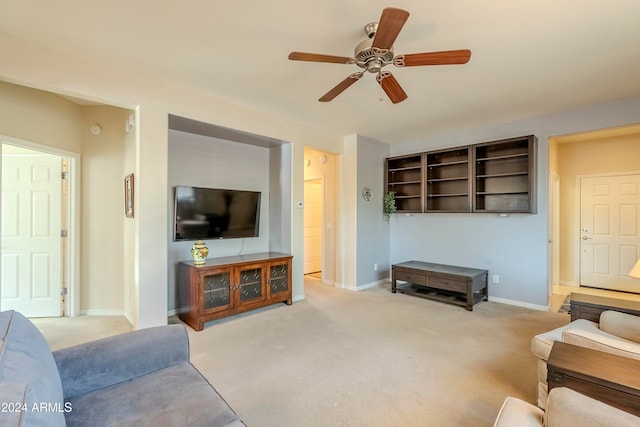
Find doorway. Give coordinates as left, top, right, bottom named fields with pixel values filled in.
left=549, top=124, right=640, bottom=300
left=1, top=141, right=74, bottom=317
left=304, top=178, right=323, bottom=279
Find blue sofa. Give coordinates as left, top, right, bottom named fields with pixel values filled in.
left=0, top=310, right=245, bottom=426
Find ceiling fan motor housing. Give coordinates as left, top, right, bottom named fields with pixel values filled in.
left=354, top=37, right=394, bottom=73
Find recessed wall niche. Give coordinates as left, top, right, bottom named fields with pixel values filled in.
left=166, top=115, right=292, bottom=314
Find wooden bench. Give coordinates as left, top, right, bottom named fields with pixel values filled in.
left=391, top=261, right=488, bottom=311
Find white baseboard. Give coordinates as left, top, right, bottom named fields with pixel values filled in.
left=345, top=279, right=387, bottom=292
left=292, top=294, right=305, bottom=303
left=558, top=280, right=577, bottom=287
left=79, top=309, right=126, bottom=316
left=488, top=296, right=549, bottom=311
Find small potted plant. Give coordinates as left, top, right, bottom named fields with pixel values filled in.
left=383, top=191, right=397, bottom=224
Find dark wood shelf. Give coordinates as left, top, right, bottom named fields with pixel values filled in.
left=386, top=154, right=425, bottom=213
left=428, top=160, right=468, bottom=167
left=427, top=193, right=468, bottom=198
left=389, top=180, right=422, bottom=185
left=473, top=136, right=536, bottom=213
left=385, top=135, right=536, bottom=214
left=428, top=176, right=468, bottom=182
left=389, top=166, right=422, bottom=172
left=476, top=191, right=528, bottom=195
left=476, top=172, right=528, bottom=178
left=476, top=152, right=528, bottom=161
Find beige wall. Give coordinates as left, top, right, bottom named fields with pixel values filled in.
left=0, top=81, right=82, bottom=152
left=81, top=106, right=133, bottom=315
left=554, top=130, right=640, bottom=285
left=0, top=81, right=134, bottom=318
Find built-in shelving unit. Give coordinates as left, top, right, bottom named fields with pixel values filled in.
left=385, top=135, right=537, bottom=214
left=473, top=135, right=536, bottom=213
left=426, top=147, right=471, bottom=212
left=385, top=154, right=424, bottom=213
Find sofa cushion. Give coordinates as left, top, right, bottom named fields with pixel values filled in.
left=0, top=311, right=65, bottom=427
left=54, top=324, right=190, bottom=399
left=530, top=319, right=598, bottom=360
left=562, top=327, right=640, bottom=361
left=64, top=362, right=242, bottom=427
left=600, top=310, right=640, bottom=344
left=546, top=387, right=640, bottom=427
left=493, top=396, right=544, bottom=427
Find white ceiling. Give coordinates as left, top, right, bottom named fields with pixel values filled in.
left=2, top=0, right=640, bottom=145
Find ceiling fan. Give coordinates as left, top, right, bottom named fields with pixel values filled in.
left=288, top=7, right=471, bottom=104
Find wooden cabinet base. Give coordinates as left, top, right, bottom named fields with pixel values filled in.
left=178, top=252, right=293, bottom=331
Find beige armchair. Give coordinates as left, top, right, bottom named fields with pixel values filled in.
left=494, top=387, right=640, bottom=427
left=531, top=310, right=640, bottom=408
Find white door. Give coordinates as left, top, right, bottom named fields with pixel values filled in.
left=2, top=145, right=63, bottom=316
left=580, top=174, right=640, bottom=292
left=304, top=179, right=323, bottom=274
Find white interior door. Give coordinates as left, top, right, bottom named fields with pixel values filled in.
left=304, top=179, right=323, bottom=274
left=2, top=145, right=63, bottom=316
left=580, top=174, right=640, bottom=292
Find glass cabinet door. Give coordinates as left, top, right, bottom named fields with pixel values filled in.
left=268, top=261, right=290, bottom=297
left=237, top=264, right=265, bottom=305
left=201, top=269, right=233, bottom=313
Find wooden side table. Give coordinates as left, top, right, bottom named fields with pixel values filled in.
left=547, top=341, right=640, bottom=416
left=570, top=293, right=640, bottom=322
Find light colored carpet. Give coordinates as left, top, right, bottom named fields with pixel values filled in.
left=32, top=314, right=133, bottom=351
left=185, top=281, right=568, bottom=426
left=32, top=280, right=569, bottom=426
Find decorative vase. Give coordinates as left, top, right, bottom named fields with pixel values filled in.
left=191, top=240, right=209, bottom=265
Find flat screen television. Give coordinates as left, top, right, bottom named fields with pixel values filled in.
left=173, top=185, right=261, bottom=241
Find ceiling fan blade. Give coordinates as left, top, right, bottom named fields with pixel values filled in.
left=377, top=72, right=408, bottom=104
left=319, top=73, right=363, bottom=102
left=399, top=50, right=472, bottom=67
left=371, top=7, right=410, bottom=50
left=288, top=52, right=353, bottom=64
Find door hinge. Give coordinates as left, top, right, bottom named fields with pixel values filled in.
left=61, top=171, right=69, bottom=179
left=61, top=229, right=68, bottom=237
left=60, top=287, right=68, bottom=296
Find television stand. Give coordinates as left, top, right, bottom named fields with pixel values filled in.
left=178, top=252, right=292, bottom=330
left=391, top=261, right=488, bottom=311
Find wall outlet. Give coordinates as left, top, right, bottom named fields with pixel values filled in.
left=492, top=274, right=500, bottom=284
left=373, top=263, right=378, bottom=271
